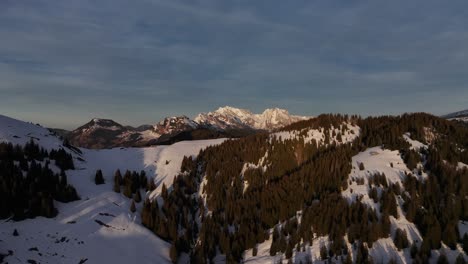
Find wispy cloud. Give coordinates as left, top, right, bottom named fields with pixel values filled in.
left=0, top=0, right=467, bottom=128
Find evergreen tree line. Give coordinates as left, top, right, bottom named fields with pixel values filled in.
left=0, top=141, right=79, bottom=220
left=141, top=157, right=200, bottom=263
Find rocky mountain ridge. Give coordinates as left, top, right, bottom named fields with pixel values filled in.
left=66, top=107, right=311, bottom=148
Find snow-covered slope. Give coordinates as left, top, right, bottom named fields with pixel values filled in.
left=195, top=106, right=310, bottom=131
left=0, top=114, right=65, bottom=151
left=443, top=109, right=468, bottom=122
left=271, top=122, right=360, bottom=145
left=243, top=137, right=466, bottom=264
left=0, top=114, right=226, bottom=264
left=148, top=138, right=226, bottom=200
left=340, top=145, right=465, bottom=263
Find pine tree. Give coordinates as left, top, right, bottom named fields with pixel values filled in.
left=170, top=242, right=178, bottom=263
left=359, top=162, right=365, bottom=171
left=113, top=170, right=122, bottom=193
left=13, top=229, right=19, bottom=236
left=456, top=254, right=466, bottom=264
left=437, top=254, right=449, bottom=264
left=252, top=246, right=258, bottom=257
left=442, top=224, right=458, bottom=250
left=95, top=169, right=105, bottom=185
left=134, top=189, right=142, bottom=203
left=320, top=244, right=328, bottom=260
left=147, top=179, right=156, bottom=192
left=344, top=254, right=352, bottom=264
left=60, top=170, right=67, bottom=186
left=463, top=234, right=468, bottom=254
left=394, top=228, right=409, bottom=250
left=162, top=183, right=168, bottom=200
left=410, top=243, right=418, bottom=259
left=123, top=182, right=133, bottom=198
left=130, top=200, right=136, bottom=213
left=285, top=241, right=293, bottom=259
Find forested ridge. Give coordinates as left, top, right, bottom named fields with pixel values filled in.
left=142, top=113, right=468, bottom=263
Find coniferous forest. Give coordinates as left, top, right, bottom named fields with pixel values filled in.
left=140, top=113, right=468, bottom=263
left=0, top=139, right=79, bottom=220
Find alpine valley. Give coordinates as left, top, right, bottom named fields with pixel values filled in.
left=1, top=108, right=468, bottom=264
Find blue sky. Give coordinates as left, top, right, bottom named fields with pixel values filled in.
left=1, top=0, right=467, bottom=129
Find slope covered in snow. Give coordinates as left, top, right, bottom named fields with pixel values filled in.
left=2, top=113, right=468, bottom=264
left=0, top=114, right=226, bottom=263
left=0, top=114, right=65, bottom=151
left=340, top=145, right=465, bottom=263
left=271, top=122, right=360, bottom=145
left=443, top=109, right=468, bottom=123
left=442, top=109, right=468, bottom=119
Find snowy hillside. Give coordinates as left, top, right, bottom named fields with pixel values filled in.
left=0, top=114, right=225, bottom=264
left=2, top=113, right=468, bottom=264
left=0, top=114, right=66, bottom=151
left=443, top=109, right=468, bottom=123
left=271, top=122, right=360, bottom=145
left=245, top=142, right=466, bottom=264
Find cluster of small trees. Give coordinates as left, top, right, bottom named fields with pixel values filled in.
left=112, top=169, right=151, bottom=213
left=0, top=141, right=79, bottom=220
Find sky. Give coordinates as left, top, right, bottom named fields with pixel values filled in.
left=1, top=0, right=467, bottom=129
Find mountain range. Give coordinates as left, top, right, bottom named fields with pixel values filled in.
left=62, top=107, right=310, bottom=148
left=442, top=109, right=468, bottom=123
left=1, top=111, right=467, bottom=264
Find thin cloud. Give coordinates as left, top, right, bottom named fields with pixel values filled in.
left=0, top=0, right=467, bottom=128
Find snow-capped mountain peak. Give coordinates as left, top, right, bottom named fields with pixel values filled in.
left=81, top=118, right=125, bottom=132
left=153, top=116, right=198, bottom=136
left=214, top=106, right=254, bottom=117
left=66, top=107, right=311, bottom=148
left=0, top=114, right=66, bottom=150
left=195, top=106, right=311, bottom=131
left=258, top=107, right=307, bottom=129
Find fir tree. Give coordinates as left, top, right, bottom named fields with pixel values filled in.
left=320, top=244, right=328, bottom=260
left=113, top=170, right=122, bottom=193
left=463, top=234, right=468, bottom=254
left=359, top=162, right=365, bottom=171
left=410, top=243, right=418, bottom=259
left=394, top=228, right=409, bottom=250
left=123, top=183, right=133, bottom=198
left=437, top=254, right=449, bottom=264
left=94, top=169, right=105, bottom=185
left=456, top=254, right=466, bottom=264
left=170, top=242, right=178, bottom=263
left=130, top=200, right=136, bottom=213
left=252, top=246, right=258, bottom=257
left=134, top=189, right=142, bottom=203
